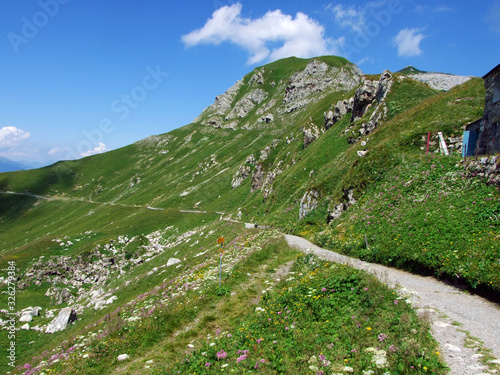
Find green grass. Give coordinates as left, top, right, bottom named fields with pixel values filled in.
left=169, top=253, right=446, bottom=374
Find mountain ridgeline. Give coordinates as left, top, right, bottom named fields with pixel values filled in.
left=0, top=55, right=497, bottom=374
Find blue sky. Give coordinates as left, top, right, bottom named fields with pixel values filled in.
left=0, top=0, right=499, bottom=167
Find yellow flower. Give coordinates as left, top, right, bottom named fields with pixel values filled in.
left=366, top=327, right=372, bottom=331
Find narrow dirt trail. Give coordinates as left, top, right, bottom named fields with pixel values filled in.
left=285, top=234, right=500, bottom=375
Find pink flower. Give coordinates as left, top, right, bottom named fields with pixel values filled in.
left=237, top=354, right=247, bottom=363
left=205, top=362, right=211, bottom=367
left=256, top=338, right=264, bottom=344
left=216, top=350, right=227, bottom=359
left=394, top=300, right=398, bottom=305
left=321, top=287, right=327, bottom=292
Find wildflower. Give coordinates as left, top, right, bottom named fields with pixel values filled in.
left=394, top=300, right=398, bottom=305
left=366, top=327, right=372, bottom=331
left=260, top=359, right=265, bottom=363
left=227, top=334, right=232, bottom=338
left=216, top=350, right=227, bottom=359
left=236, top=354, right=247, bottom=363
left=205, top=362, right=211, bottom=367
left=256, top=338, right=264, bottom=344
left=321, top=287, right=327, bottom=292
left=388, top=345, right=399, bottom=352
left=378, top=333, right=388, bottom=342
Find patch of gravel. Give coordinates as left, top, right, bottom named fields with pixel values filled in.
left=285, top=234, right=500, bottom=375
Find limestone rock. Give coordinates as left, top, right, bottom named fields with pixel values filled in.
left=251, top=164, right=266, bottom=192
left=260, top=146, right=271, bottom=161
left=45, top=286, right=73, bottom=305
left=45, top=308, right=77, bottom=334
left=231, top=165, right=251, bottom=189
left=328, top=189, right=356, bottom=222
left=299, top=189, right=320, bottom=220
left=324, top=98, right=354, bottom=130
left=117, top=354, right=130, bottom=361
left=257, top=113, right=274, bottom=123
left=249, top=68, right=265, bottom=85
left=283, top=60, right=361, bottom=113
left=302, top=125, right=322, bottom=148
left=167, top=258, right=181, bottom=267
left=21, top=323, right=30, bottom=330
left=19, top=314, right=33, bottom=323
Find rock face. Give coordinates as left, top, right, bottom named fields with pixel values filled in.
left=195, top=58, right=361, bottom=129
left=45, top=308, right=77, bottom=334
left=251, top=164, right=266, bottom=192
left=343, top=70, right=394, bottom=141
left=299, top=189, right=320, bottom=220
left=283, top=60, right=361, bottom=113
left=328, top=188, right=357, bottom=222
left=231, top=165, right=251, bottom=189
left=302, top=124, right=322, bottom=148
left=409, top=72, right=472, bottom=91
left=324, top=98, right=354, bottom=130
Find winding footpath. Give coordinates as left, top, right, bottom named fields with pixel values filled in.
left=285, top=234, right=500, bottom=375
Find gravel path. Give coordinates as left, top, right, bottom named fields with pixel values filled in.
left=285, top=234, right=500, bottom=375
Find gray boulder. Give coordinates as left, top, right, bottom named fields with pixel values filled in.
left=45, top=308, right=77, bottom=334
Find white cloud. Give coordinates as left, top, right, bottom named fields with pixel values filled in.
left=79, top=142, right=108, bottom=158
left=392, top=28, right=426, bottom=57
left=182, top=3, right=341, bottom=64
left=328, top=4, right=366, bottom=33
left=0, top=126, right=31, bottom=148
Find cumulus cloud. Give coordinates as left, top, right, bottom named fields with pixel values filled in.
left=0, top=126, right=31, bottom=148
left=79, top=142, right=108, bottom=158
left=392, top=28, right=426, bottom=57
left=182, top=3, right=342, bottom=64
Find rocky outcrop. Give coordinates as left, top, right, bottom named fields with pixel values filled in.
left=299, top=189, right=320, bottom=220
left=251, top=163, right=266, bottom=192
left=324, top=98, right=354, bottom=130
left=193, top=80, right=243, bottom=126
left=249, top=68, right=265, bottom=86
left=302, top=124, right=322, bottom=148
left=409, top=72, right=472, bottom=91
left=225, top=89, right=268, bottom=121
left=327, top=188, right=357, bottom=222
left=344, top=70, right=394, bottom=141
left=231, top=165, right=251, bottom=189
left=45, top=286, right=73, bottom=305
left=282, top=60, right=361, bottom=113
left=45, top=307, right=77, bottom=334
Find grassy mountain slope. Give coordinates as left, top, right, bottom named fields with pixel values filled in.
left=0, top=55, right=498, bottom=374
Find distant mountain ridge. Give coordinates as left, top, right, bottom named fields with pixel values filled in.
left=0, top=156, right=25, bottom=172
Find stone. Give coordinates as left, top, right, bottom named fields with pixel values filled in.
left=45, top=286, right=73, bottom=305
left=251, top=164, right=266, bottom=192
left=45, top=308, right=77, bottom=334
left=167, top=258, right=181, bottom=267
left=21, top=323, right=30, bottom=330
left=117, top=354, right=130, bottom=361
left=357, top=150, right=368, bottom=157
left=325, top=98, right=354, bottom=130
left=299, top=189, right=320, bottom=219
left=302, top=125, right=321, bottom=148
left=231, top=165, right=251, bottom=189
left=19, top=314, right=33, bottom=323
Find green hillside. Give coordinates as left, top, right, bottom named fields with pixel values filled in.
left=0, top=55, right=497, bottom=374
